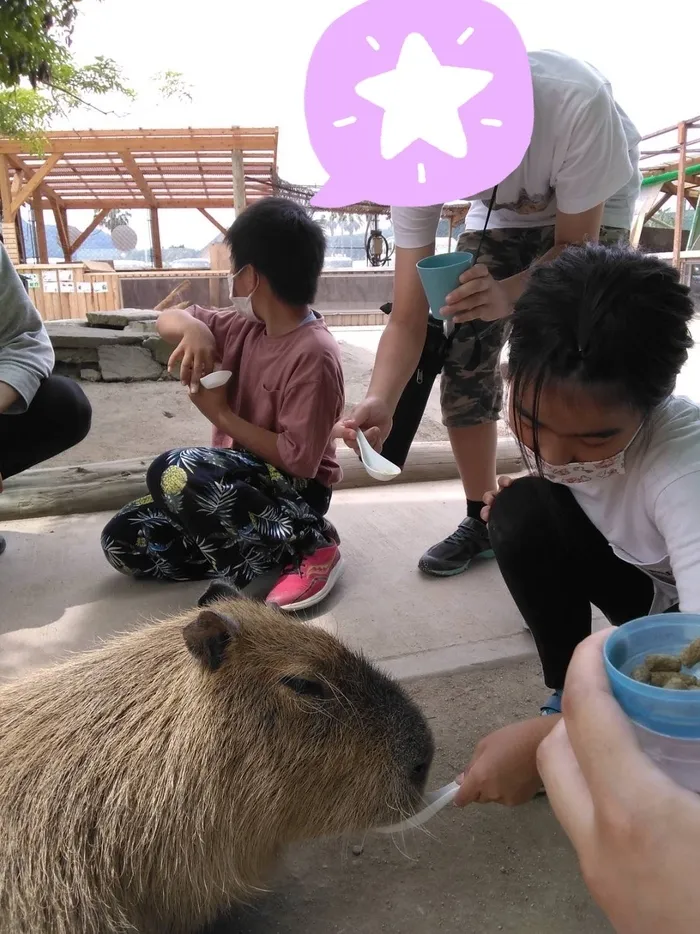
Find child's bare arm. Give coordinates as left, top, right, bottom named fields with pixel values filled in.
left=157, top=308, right=219, bottom=393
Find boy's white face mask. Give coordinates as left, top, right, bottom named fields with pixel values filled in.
left=227, top=267, right=258, bottom=320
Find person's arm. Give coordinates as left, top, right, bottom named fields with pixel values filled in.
left=191, top=355, right=344, bottom=476
left=0, top=244, right=54, bottom=414
left=454, top=715, right=559, bottom=807
left=445, top=85, right=636, bottom=323
left=498, top=203, right=605, bottom=306
left=367, top=242, right=434, bottom=411
left=537, top=630, right=700, bottom=934
left=157, top=305, right=219, bottom=392
left=341, top=205, right=441, bottom=450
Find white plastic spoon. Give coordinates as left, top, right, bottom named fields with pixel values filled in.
left=356, top=429, right=401, bottom=482
left=375, top=781, right=461, bottom=834
left=199, top=369, right=232, bottom=390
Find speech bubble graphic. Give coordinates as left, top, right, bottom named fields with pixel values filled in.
left=305, top=0, right=533, bottom=208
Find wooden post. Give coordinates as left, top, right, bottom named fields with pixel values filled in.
left=33, top=192, right=48, bottom=263
left=231, top=150, right=246, bottom=218
left=673, top=121, right=688, bottom=269
left=447, top=215, right=454, bottom=252
left=149, top=207, right=163, bottom=268
left=51, top=203, right=72, bottom=262
left=0, top=153, right=20, bottom=262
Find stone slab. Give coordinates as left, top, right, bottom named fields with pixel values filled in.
left=87, top=309, right=159, bottom=328
left=48, top=325, right=143, bottom=348
left=98, top=345, right=164, bottom=382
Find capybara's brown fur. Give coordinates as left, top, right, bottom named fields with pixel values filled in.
left=0, top=583, right=433, bottom=934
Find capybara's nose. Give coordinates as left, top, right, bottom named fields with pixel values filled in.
left=409, top=757, right=431, bottom=788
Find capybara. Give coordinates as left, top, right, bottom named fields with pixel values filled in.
left=0, top=580, right=434, bottom=934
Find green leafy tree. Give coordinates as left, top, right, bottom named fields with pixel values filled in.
left=0, top=1, right=191, bottom=145
left=98, top=208, right=132, bottom=231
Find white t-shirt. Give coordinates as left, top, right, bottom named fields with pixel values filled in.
left=568, top=396, right=700, bottom=615
left=392, top=50, right=641, bottom=248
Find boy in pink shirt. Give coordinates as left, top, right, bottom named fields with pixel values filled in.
left=102, top=198, right=344, bottom=611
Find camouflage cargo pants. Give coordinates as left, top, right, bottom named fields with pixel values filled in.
left=441, top=226, right=629, bottom=427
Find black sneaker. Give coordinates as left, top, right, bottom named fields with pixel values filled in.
left=0, top=534, right=5, bottom=556
left=418, top=518, right=495, bottom=577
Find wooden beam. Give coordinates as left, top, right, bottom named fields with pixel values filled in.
left=69, top=209, right=108, bottom=254
left=5, top=154, right=64, bottom=206
left=120, top=151, right=155, bottom=206
left=0, top=440, right=522, bottom=521
left=0, top=135, right=277, bottom=155
left=33, top=191, right=48, bottom=263
left=198, top=207, right=228, bottom=236
left=51, top=201, right=71, bottom=261
left=673, top=121, right=688, bottom=269
left=0, top=153, right=15, bottom=220
left=231, top=150, right=246, bottom=216
left=150, top=207, right=163, bottom=268
left=644, top=191, right=672, bottom=223
left=10, top=152, right=61, bottom=214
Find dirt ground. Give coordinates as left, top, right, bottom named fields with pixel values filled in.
left=47, top=336, right=449, bottom=467
left=210, top=660, right=610, bottom=934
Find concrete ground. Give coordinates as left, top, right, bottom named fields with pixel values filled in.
left=0, top=479, right=534, bottom=682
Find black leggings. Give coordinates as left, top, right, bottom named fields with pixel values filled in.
left=0, top=374, right=92, bottom=479
left=489, top=476, right=656, bottom=690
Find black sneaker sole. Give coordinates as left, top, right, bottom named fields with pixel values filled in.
left=418, top=549, right=495, bottom=577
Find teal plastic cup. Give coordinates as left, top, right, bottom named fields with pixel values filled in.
left=416, top=252, right=474, bottom=320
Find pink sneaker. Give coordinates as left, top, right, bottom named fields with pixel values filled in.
left=266, top=545, right=343, bottom=612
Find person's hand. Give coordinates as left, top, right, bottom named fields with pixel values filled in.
left=481, top=475, right=514, bottom=522
left=167, top=319, right=219, bottom=393
left=441, top=264, right=512, bottom=323
left=537, top=630, right=700, bottom=934
left=189, top=383, right=229, bottom=430
left=455, top=717, right=556, bottom=807
left=337, top=395, right=393, bottom=455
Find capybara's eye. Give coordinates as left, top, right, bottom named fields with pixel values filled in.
left=280, top=676, right=327, bottom=700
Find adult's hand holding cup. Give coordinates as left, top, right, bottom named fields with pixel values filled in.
left=416, top=252, right=475, bottom=321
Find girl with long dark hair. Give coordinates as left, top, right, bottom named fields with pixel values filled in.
left=454, top=243, right=698, bottom=806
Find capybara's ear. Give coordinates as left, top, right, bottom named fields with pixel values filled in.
left=197, top=578, right=244, bottom=608
left=183, top=609, right=241, bottom=671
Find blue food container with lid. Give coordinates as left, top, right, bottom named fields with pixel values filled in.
left=604, top=614, right=700, bottom=792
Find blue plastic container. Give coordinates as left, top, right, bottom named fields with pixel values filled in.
left=416, top=252, right=474, bottom=320
left=604, top=614, right=700, bottom=792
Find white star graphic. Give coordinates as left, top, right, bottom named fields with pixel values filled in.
left=355, top=33, right=493, bottom=161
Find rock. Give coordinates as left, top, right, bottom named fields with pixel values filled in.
left=124, top=321, right=158, bottom=335
left=54, top=347, right=99, bottom=365
left=144, top=335, right=174, bottom=366
left=98, top=346, right=164, bottom=381
left=48, top=325, right=143, bottom=348
left=352, top=845, right=364, bottom=857
left=80, top=368, right=102, bottom=382
left=87, top=308, right=159, bottom=329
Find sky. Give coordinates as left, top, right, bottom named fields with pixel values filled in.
left=53, top=0, right=697, bottom=251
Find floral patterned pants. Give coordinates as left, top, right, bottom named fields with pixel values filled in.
left=101, top=447, right=337, bottom=585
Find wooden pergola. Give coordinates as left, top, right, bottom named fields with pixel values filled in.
left=636, top=115, right=700, bottom=266
left=0, top=126, right=278, bottom=266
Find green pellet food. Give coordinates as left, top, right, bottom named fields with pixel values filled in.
left=630, top=665, right=651, bottom=684
left=628, top=635, right=700, bottom=690
left=663, top=676, right=689, bottom=691
left=679, top=637, right=700, bottom=669
left=644, top=654, right=682, bottom=673
left=649, top=671, right=680, bottom=687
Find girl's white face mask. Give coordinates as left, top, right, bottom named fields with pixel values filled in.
left=521, top=423, right=644, bottom=485
left=227, top=267, right=258, bottom=320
